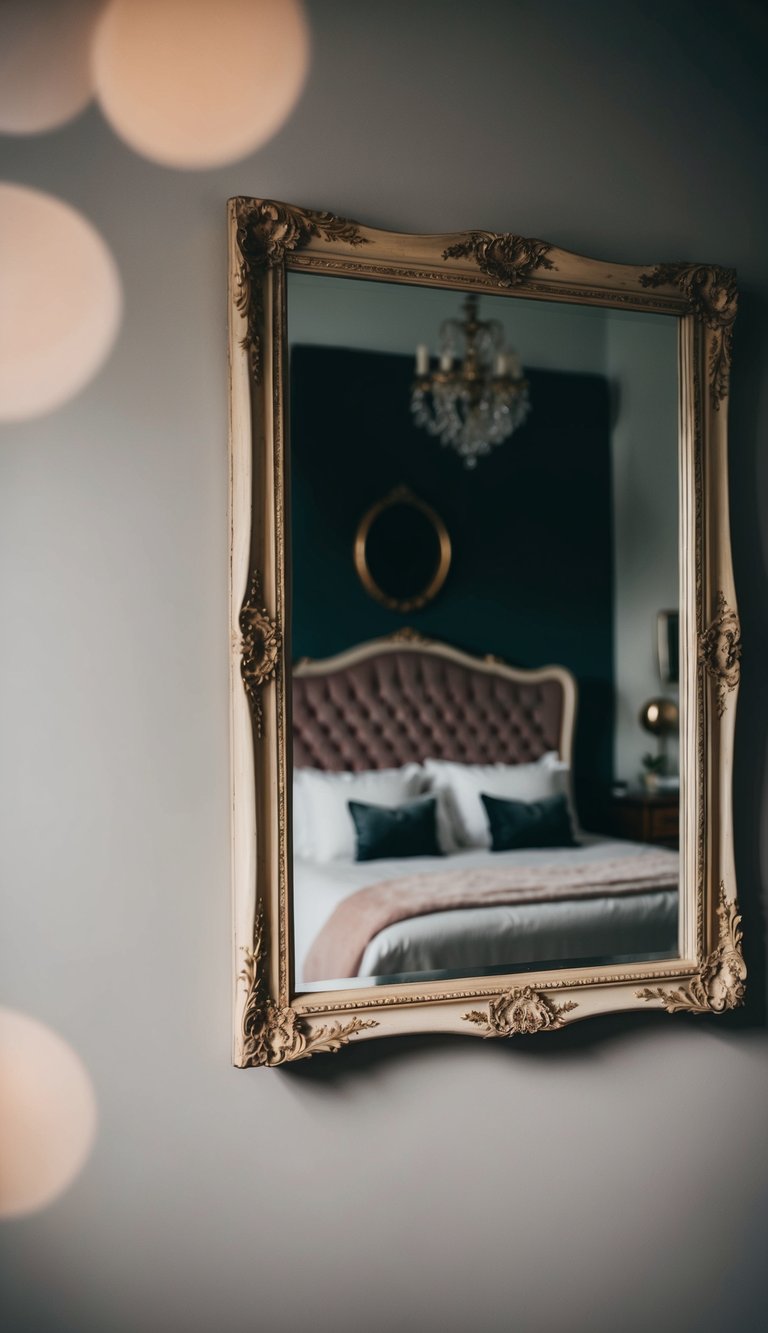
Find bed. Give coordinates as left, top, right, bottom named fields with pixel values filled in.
left=292, top=635, right=679, bottom=990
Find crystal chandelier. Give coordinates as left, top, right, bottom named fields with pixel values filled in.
left=410, top=294, right=531, bottom=468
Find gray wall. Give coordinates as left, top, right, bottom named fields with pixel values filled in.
left=1, top=3, right=767, bottom=1332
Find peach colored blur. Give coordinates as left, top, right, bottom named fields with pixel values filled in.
left=0, top=1009, right=97, bottom=1219
left=0, top=184, right=122, bottom=421
left=0, top=1, right=103, bottom=134
left=93, top=0, right=310, bottom=169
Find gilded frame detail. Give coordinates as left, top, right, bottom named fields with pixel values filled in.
left=227, top=197, right=743, bottom=1067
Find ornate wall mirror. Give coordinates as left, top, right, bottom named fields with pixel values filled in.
left=354, top=485, right=452, bottom=613
left=228, top=198, right=743, bottom=1067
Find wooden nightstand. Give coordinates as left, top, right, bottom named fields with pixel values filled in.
left=606, top=791, right=679, bottom=848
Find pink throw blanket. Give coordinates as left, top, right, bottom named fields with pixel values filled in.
left=302, top=851, right=678, bottom=982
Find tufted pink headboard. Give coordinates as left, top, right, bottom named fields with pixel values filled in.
left=292, top=636, right=576, bottom=772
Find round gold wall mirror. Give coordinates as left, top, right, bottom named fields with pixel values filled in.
left=354, top=485, right=452, bottom=613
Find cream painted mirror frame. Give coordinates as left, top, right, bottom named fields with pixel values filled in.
left=227, top=197, right=744, bottom=1067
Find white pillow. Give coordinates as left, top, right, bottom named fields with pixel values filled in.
left=293, top=765, right=430, bottom=863
left=423, top=754, right=572, bottom=850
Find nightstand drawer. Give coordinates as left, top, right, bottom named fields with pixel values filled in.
left=607, top=793, right=679, bottom=848
left=650, top=804, right=679, bottom=841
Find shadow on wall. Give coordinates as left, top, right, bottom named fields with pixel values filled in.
left=276, top=1006, right=755, bottom=1090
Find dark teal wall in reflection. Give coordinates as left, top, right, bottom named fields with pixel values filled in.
left=290, top=345, right=614, bottom=818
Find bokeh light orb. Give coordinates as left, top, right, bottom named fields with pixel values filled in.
left=0, top=183, right=122, bottom=421
left=93, top=0, right=310, bottom=169
left=0, top=1009, right=97, bottom=1219
left=0, top=1, right=103, bottom=134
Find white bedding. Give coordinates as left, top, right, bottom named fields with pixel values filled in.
left=293, top=835, right=678, bottom=990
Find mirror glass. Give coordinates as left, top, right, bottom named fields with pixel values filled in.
left=287, top=271, right=680, bottom=993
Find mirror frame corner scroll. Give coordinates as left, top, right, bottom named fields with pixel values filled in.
left=227, top=196, right=743, bottom=1067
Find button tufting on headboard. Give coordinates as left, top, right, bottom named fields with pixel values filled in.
left=292, top=643, right=574, bottom=771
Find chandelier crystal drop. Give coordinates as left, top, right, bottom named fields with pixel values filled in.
left=410, top=293, right=531, bottom=468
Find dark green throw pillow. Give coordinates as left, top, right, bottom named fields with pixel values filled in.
left=348, top=797, right=442, bottom=862
left=480, top=792, right=578, bottom=851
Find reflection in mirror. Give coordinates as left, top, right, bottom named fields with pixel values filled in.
left=658, top=609, right=679, bottom=685
left=354, top=485, right=451, bottom=613
left=288, top=272, right=679, bottom=993
left=410, top=293, right=531, bottom=468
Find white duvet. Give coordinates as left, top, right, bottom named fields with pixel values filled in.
left=293, top=835, right=678, bottom=990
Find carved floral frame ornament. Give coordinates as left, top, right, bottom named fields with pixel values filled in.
left=227, top=197, right=743, bottom=1067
